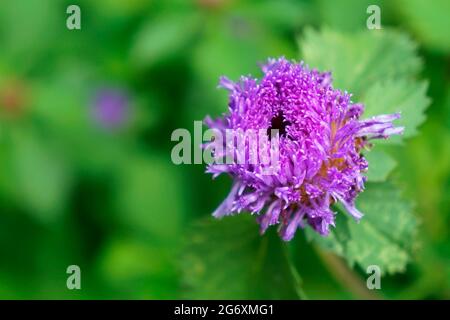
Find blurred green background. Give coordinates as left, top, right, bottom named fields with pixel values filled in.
left=0, top=0, right=448, bottom=299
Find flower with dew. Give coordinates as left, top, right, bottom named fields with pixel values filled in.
left=204, top=57, right=404, bottom=241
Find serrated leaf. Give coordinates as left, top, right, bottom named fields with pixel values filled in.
left=181, top=215, right=303, bottom=299
left=363, top=79, right=430, bottom=142
left=345, top=222, right=410, bottom=275
left=307, top=182, right=418, bottom=275
left=358, top=183, right=417, bottom=251
left=305, top=211, right=350, bottom=256
left=300, top=28, right=422, bottom=96
left=363, top=149, right=397, bottom=182
left=300, top=28, right=429, bottom=146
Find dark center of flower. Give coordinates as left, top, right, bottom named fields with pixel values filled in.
left=267, top=112, right=290, bottom=139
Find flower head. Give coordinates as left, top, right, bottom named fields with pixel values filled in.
left=204, top=57, right=403, bottom=240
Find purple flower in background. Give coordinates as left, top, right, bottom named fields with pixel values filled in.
left=204, top=57, right=403, bottom=240
left=92, top=88, right=129, bottom=129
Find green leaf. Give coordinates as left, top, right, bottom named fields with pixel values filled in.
left=363, top=149, right=397, bottom=182
left=0, top=0, right=62, bottom=69
left=99, top=238, right=178, bottom=299
left=316, top=0, right=383, bottom=32
left=193, top=15, right=294, bottom=85
left=8, top=128, right=72, bottom=221
left=395, top=0, right=450, bottom=54
left=181, top=215, right=303, bottom=299
left=238, top=0, right=313, bottom=30
left=130, top=12, right=200, bottom=68
left=300, top=28, right=430, bottom=145
left=190, top=15, right=294, bottom=118
left=300, top=28, right=422, bottom=96
left=307, top=182, right=418, bottom=275
left=115, top=155, right=184, bottom=241
left=363, top=79, right=430, bottom=143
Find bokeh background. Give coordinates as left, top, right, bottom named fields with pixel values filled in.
left=0, top=0, right=448, bottom=299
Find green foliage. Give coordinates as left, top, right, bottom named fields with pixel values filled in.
left=0, top=127, right=72, bottom=221
left=190, top=12, right=295, bottom=118
left=0, top=0, right=62, bottom=69
left=181, top=215, right=303, bottom=299
left=130, top=12, right=201, bottom=68
left=238, top=0, right=313, bottom=30
left=11, top=130, right=71, bottom=219
left=99, top=238, right=179, bottom=299
left=307, top=182, right=418, bottom=275
left=363, top=149, right=397, bottom=182
left=115, top=155, right=185, bottom=241
left=363, top=79, right=430, bottom=143
left=301, top=28, right=422, bottom=96
left=316, top=0, right=384, bottom=32
left=395, top=0, right=450, bottom=54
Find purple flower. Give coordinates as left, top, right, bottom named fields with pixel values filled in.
left=92, top=88, right=129, bottom=129
left=204, top=57, right=403, bottom=240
